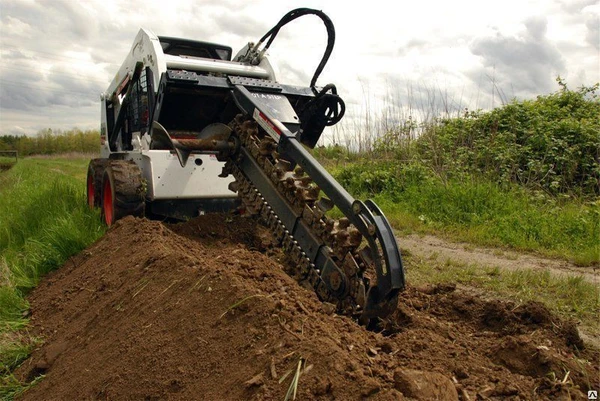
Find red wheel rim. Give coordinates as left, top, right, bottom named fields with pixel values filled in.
left=87, top=173, right=95, bottom=208
left=103, top=177, right=113, bottom=226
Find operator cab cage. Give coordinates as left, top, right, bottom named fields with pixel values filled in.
left=104, top=29, right=324, bottom=155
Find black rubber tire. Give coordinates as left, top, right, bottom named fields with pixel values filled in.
left=86, top=159, right=110, bottom=208
left=101, top=160, right=146, bottom=226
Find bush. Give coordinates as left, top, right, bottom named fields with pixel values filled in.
left=336, top=161, right=432, bottom=195
left=415, top=81, right=600, bottom=197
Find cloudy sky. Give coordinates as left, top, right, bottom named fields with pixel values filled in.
left=0, top=0, right=598, bottom=138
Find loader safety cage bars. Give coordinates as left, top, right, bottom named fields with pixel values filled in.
left=150, top=71, right=321, bottom=148
left=106, top=63, right=156, bottom=152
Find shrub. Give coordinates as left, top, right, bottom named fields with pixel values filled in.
left=415, top=81, right=600, bottom=197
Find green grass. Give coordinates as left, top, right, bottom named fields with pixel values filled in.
left=326, top=160, right=600, bottom=266
left=0, top=157, right=105, bottom=399
left=1, top=373, right=44, bottom=400
left=406, top=254, right=600, bottom=336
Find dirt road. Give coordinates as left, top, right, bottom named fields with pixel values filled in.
left=399, top=233, right=599, bottom=285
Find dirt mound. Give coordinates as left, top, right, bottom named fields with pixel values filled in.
left=16, top=215, right=599, bottom=400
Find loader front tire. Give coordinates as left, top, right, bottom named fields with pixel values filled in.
left=87, top=159, right=110, bottom=208
left=101, top=160, right=145, bottom=226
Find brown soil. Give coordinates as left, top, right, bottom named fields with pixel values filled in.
left=16, top=215, right=599, bottom=400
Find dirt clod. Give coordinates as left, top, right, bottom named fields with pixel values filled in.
left=244, top=372, right=265, bottom=388
left=15, top=215, right=599, bottom=400
left=393, top=369, right=459, bottom=400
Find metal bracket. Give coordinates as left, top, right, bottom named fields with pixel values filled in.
left=167, top=70, right=200, bottom=83
left=228, top=76, right=283, bottom=91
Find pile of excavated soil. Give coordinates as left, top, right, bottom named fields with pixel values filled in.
left=16, top=215, right=599, bottom=400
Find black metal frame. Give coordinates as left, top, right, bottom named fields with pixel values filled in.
left=148, top=198, right=240, bottom=221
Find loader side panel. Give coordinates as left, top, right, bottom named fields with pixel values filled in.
left=125, top=151, right=236, bottom=200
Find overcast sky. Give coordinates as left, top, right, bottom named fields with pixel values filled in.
left=0, top=0, right=598, bottom=138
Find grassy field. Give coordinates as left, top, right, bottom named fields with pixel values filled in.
left=0, top=157, right=17, bottom=164
left=0, top=155, right=105, bottom=399
left=1, top=151, right=598, bottom=398
left=0, top=157, right=17, bottom=172
left=314, top=153, right=599, bottom=336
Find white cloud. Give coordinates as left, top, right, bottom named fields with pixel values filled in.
left=0, top=0, right=597, bottom=136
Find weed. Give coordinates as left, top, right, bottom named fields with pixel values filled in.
left=315, top=82, right=600, bottom=264
left=279, top=358, right=305, bottom=401
left=219, top=294, right=272, bottom=319
left=0, top=373, right=44, bottom=400
left=330, top=166, right=599, bottom=265
left=0, top=129, right=99, bottom=157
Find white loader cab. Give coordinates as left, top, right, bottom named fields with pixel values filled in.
left=90, top=28, right=279, bottom=223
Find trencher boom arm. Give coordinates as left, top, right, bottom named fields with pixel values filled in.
left=229, top=83, right=405, bottom=322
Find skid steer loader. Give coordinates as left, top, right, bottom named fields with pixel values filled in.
left=87, top=8, right=405, bottom=324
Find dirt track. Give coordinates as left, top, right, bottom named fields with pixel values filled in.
left=398, top=234, right=599, bottom=284
left=16, top=215, right=599, bottom=400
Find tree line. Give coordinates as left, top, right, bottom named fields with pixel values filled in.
left=0, top=129, right=100, bottom=156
